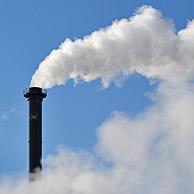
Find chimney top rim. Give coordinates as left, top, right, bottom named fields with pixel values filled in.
left=23, top=87, right=47, bottom=99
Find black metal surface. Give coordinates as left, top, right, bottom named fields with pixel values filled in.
left=24, top=87, right=47, bottom=174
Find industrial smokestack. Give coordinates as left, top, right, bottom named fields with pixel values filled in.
left=24, top=87, right=47, bottom=174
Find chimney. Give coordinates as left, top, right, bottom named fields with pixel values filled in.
left=24, top=87, right=47, bottom=174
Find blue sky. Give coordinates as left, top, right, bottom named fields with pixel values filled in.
left=0, top=0, right=194, bottom=176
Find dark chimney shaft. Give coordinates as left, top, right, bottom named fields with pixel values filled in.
left=24, top=87, right=47, bottom=174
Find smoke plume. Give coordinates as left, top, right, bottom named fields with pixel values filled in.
left=31, top=5, right=194, bottom=88
left=1, top=5, right=194, bottom=194
left=2, top=81, right=194, bottom=194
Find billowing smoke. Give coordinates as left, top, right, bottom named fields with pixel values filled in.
left=1, top=5, right=194, bottom=194
left=2, top=81, right=194, bottom=194
left=31, top=5, right=194, bottom=88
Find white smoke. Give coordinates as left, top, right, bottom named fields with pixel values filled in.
left=31, top=5, right=194, bottom=88
left=2, top=81, right=194, bottom=194
left=1, top=5, right=194, bottom=194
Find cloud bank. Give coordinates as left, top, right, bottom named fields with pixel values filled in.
left=1, top=5, right=194, bottom=194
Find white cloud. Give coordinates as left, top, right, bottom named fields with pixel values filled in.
left=0, top=108, right=16, bottom=121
